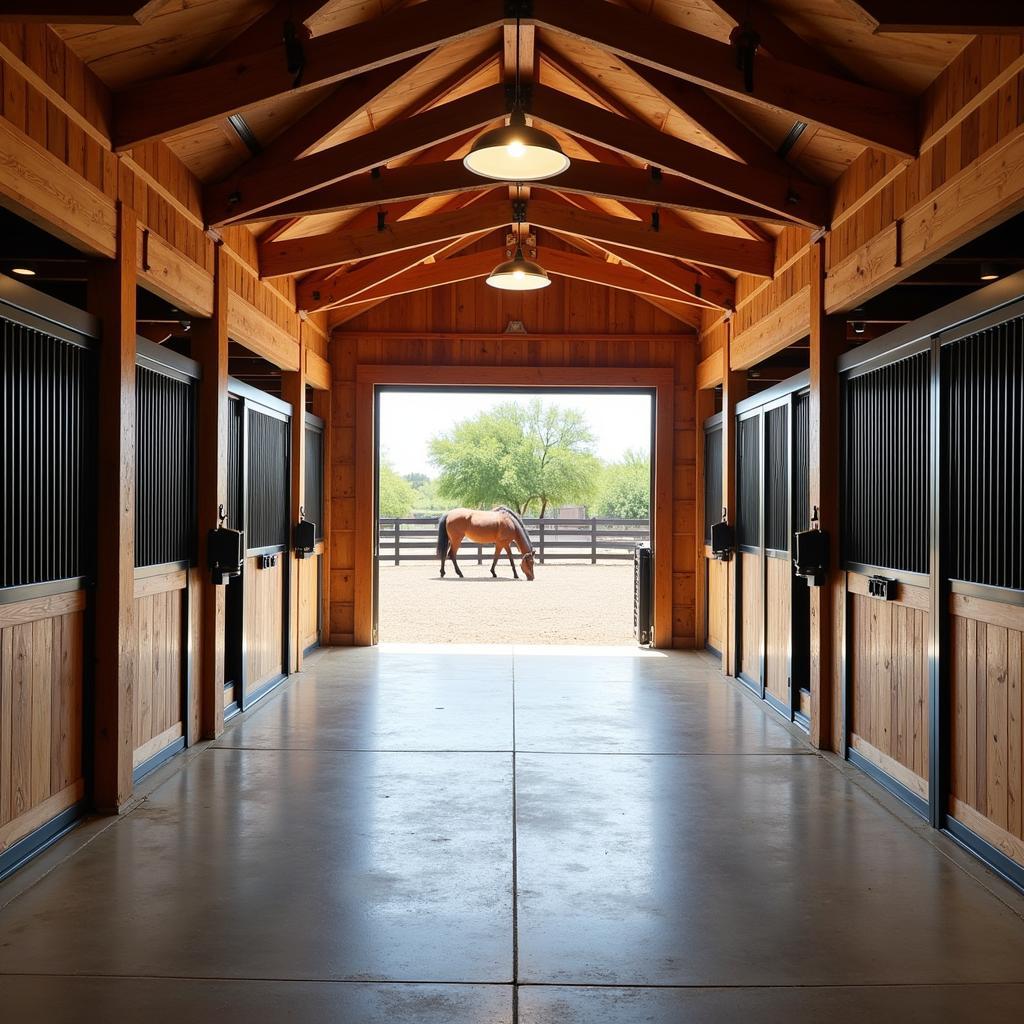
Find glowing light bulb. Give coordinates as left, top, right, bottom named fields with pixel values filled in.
left=507, top=139, right=526, bottom=159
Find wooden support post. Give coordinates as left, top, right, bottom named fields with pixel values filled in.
left=87, top=202, right=137, bottom=812
left=311, top=385, right=332, bottom=647
left=694, top=386, right=717, bottom=649
left=193, top=245, right=229, bottom=741
left=808, top=238, right=844, bottom=751
left=721, top=322, right=747, bottom=677
left=282, top=348, right=306, bottom=673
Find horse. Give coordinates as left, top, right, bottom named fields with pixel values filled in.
left=436, top=507, right=535, bottom=581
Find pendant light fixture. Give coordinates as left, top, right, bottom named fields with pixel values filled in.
left=486, top=192, right=551, bottom=291
left=464, top=10, right=569, bottom=181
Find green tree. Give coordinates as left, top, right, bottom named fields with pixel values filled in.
left=429, top=399, right=599, bottom=516
left=597, top=450, right=650, bottom=519
left=404, top=472, right=430, bottom=489
left=378, top=462, right=418, bottom=518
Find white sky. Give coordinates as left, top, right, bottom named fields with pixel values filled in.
left=379, top=390, right=653, bottom=477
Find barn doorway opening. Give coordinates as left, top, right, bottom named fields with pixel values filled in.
left=374, top=387, right=655, bottom=646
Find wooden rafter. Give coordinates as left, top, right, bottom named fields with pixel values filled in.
left=260, top=199, right=513, bottom=278
left=324, top=243, right=703, bottom=327
left=698, top=0, right=843, bottom=76
left=542, top=45, right=785, bottom=178
left=620, top=61, right=786, bottom=174
left=848, top=2, right=1024, bottom=33
left=206, top=87, right=507, bottom=227
left=0, top=0, right=169, bottom=22
left=531, top=86, right=827, bottom=226
left=521, top=199, right=774, bottom=277
left=214, top=1, right=325, bottom=59
left=531, top=0, right=917, bottom=157
left=544, top=191, right=734, bottom=309
left=113, top=0, right=505, bottom=149
left=268, top=188, right=774, bottom=280
left=329, top=248, right=505, bottom=306
left=235, top=157, right=792, bottom=227
left=545, top=231, right=703, bottom=327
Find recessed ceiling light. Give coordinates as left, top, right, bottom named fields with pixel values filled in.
left=980, top=261, right=1000, bottom=281
left=11, top=266, right=35, bottom=276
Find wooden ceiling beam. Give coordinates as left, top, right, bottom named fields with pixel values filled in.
left=330, top=248, right=504, bottom=306
left=847, top=2, right=1024, bottom=33
left=112, top=0, right=505, bottom=150
left=542, top=44, right=785, bottom=177
left=540, top=246, right=707, bottom=314
left=260, top=199, right=512, bottom=277
left=526, top=198, right=774, bottom=277
left=620, top=61, right=786, bottom=174
left=531, top=86, right=826, bottom=226
left=235, top=156, right=787, bottom=227
left=0, top=0, right=169, bottom=22
left=543, top=193, right=733, bottom=309
left=206, top=86, right=506, bottom=227
left=698, top=0, right=842, bottom=76
left=297, top=216, right=495, bottom=312
left=597, top=242, right=733, bottom=311
left=214, top=1, right=326, bottom=60
left=531, top=0, right=917, bottom=157
left=547, top=231, right=701, bottom=328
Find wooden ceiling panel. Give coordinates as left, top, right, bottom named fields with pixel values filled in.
left=55, top=0, right=273, bottom=88
left=760, top=0, right=972, bottom=93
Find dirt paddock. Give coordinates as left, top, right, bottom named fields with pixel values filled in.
left=378, top=562, right=637, bottom=645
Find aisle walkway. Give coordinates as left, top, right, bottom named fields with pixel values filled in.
left=1, top=645, right=1024, bottom=1022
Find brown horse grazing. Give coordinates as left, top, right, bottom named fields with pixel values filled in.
left=437, top=507, right=535, bottom=581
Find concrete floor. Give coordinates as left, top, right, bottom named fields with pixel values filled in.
left=2, top=645, right=1024, bottom=1022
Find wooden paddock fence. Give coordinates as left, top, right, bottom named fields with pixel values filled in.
left=378, top=517, right=650, bottom=565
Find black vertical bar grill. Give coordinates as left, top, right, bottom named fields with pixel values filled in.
left=134, top=358, right=197, bottom=569
left=737, top=414, right=760, bottom=550
left=304, top=419, right=324, bottom=542
left=842, top=352, right=930, bottom=574
left=246, top=408, right=290, bottom=552
left=2, top=315, right=96, bottom=591
left=764, top=404, right=789, bottom=553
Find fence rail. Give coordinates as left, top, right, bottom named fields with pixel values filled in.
left=378, top=517, right=650, bottom=564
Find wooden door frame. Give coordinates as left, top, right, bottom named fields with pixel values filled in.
left=354, top=363, right=675, bottom=648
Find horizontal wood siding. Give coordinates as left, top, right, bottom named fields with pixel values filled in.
left=0, top=591, right=86, bottom=853
left=765, top=556, right=790, bottom=708
left=848, top=576, right=930, bottom=799
left=132, top=570, right=186, bottom=767
left=244, top=556, right=285, bottom=692
left=950, top=594, right=1024, bottom=869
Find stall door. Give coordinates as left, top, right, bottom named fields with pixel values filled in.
left=842, top=350, right=931, bottom=815
left=942, top=307, right=1024, bottom=880
left=703, top=418, right=726, bottom=660
left=1, top=283, right=94, bottom=878
left=242, top=397, right=291, bottom=707
left=223, top=394, right=244, bottom=717
left=223, top=382, right=292, bottom=714
left=733, top=383, right=806, bottom=725
left=736, top=410, right=763, bottom=693
left=762, top=401, right=792, bottom=719
left=298, top=414, right=324, bottom=655
left=791, top=391, right=812, bottom=727
left=132, top=342, right=199, bottom=780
